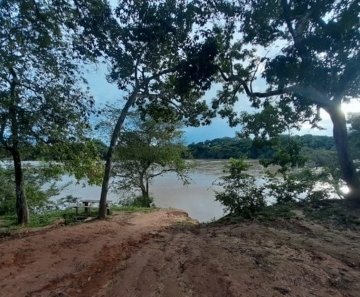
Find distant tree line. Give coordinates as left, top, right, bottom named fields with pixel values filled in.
left=0, top=139, right=108, bottom=162
left=188, top=134, right=336, bottom=161
left=0, top=134, right=339, bottom=164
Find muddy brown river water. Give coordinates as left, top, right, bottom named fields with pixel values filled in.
left=2, top=159, right=345, bottom=222
left=51, top=160, right=266, bottom=222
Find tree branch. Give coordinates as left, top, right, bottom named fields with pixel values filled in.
left=146, top=66, right=179, bottom=84
left=0, top=73, right=11, bottom=84
left=335, top=52, right=360, bottom=103
left=281, top=0, right=298, bottom=44
left=0, top=118, right=10, bottom=149
left=28, top=128, right=51, bottom=144
left=9, top=67, right=19, bottom=84
left=286, top=85, right=331, bottom=107
left=148, top=168, right=176, bottom=178
left=217, top=66, right=333, bottom=107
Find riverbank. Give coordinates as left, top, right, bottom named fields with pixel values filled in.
left=1, top=205, right=360, bottom=297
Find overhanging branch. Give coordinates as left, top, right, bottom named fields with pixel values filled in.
left=148, top=168, right=176, bottom=178
left=217, top=66, right=333, bottom=107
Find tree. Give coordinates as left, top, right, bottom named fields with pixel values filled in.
left=187, top=135, right=334, bottom=160
left=93, top=0, right=220, bottom=218
left=195, top=0, right=360, bottom=200
left=0, top=0, right=99, bottom=224
left=0, top=164, right=66, bottom=216
left=111, top=112, right=193, bottom=207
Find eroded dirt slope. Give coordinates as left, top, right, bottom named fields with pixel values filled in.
left=0, top=209, right=193, bottom=297
left=1, top=210, right=360, bottom=297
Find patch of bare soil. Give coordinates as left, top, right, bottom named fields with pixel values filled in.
left=0, top=209, right=194, bottom=297
left=1, top=209, right=360, bottom=297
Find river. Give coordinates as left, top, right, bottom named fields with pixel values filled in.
left=1, top=159, right=346, bottom=222
left=49, top=160, right=235, bottom=222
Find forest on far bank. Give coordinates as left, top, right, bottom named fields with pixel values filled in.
left=187, top=134, right=336, bottom=161
left=2, top=133, right=358, bottom=168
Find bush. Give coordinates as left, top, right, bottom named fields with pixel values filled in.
left=264, top=168, right=331, bottom=205
left=214, top=158, right=266, bottom=218
left=120, top=195, right=154, bottom=208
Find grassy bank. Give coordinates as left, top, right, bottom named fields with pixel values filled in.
left=0, top=205, right=154, bottom=234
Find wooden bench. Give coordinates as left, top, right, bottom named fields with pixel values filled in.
left=73, top=200, right=112, bottom=216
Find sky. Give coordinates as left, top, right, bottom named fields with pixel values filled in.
left=84, top=62, right=360, bottom=144
left=84, top=1, right=360, bottom=144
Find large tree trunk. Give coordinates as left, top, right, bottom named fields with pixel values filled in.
left=8, top=77, right=29, bottom=224
left=98, top=92, right=138, bottom=218
left=327, top=105, right=360, bottom=201
left=12, top=149, right=29, bottom=225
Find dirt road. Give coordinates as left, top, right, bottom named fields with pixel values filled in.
left=1, top=209, right=360, bottom=297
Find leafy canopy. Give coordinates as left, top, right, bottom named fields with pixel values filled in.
left=108, top=109, right=193, bottom=203
left=0, top=0, right=104, bottom=178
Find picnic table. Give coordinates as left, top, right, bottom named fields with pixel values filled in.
left=73, top=199, right=112, bottom=215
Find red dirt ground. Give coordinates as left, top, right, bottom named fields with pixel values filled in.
left=0, top=209, right=360, bottom=297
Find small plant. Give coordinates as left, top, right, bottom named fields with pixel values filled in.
left=62, top=212, right=76, bottom=225
left=0, top=227, right=11, bottom=237
left=120, top=195, right=154, bottom=208
left=214, top=158, right=266, bottom=218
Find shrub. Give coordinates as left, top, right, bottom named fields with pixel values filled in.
left=120, top=195, right=154, bottom=208
left=214, top=158, right=266, bottom=218
left=264, top=168, right=331, bottom=205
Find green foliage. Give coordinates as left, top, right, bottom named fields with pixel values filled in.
left=0, top=165, right=67, bottom=215
left=16, top=139, right=109, bottom=162
left=257, top=133, right=339, bottom=203
left=119, top=195, right=154, bottom=208
left=348, top=112, right=360, bottom=160
left=96, top=0, right=217, bottom=127
left=241, top=130, right=347, bottom=202
left=91, top=139, right=108, bottom=160
left=188, top=137, right=253, bottom=159
left=265, top=168, right=330, bottom=205
left=188, top=134, right=335, bottom=160
left=0, top=0, right=108, bottom=224
left=259, top=136, right=307, bottom=173
left=56, top=195, right=81, bottom=209
left=193, top=0, right=360, bottom=198
left=0, top=0, right=96, bottom=147
left=102, top=109, right=194, bottom=202
left=214, top=158, right=266, bottom=218
left=255, top=204, right=296, bottom=221
left=110, top=205, right=154, bottom=213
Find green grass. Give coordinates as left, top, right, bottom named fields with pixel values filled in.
left=255, top=204, right=296, bottom=221
left=110, top=205, right=155, bottom=213
left=173, top=220, right=195, bottom=227
left=213, top=204, right=296, bottom=225
left=0, top=214, right=18, bottom=228
left=0, top=205, right=154, bottom=233
left=0, top=210, right=71, bottom=231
